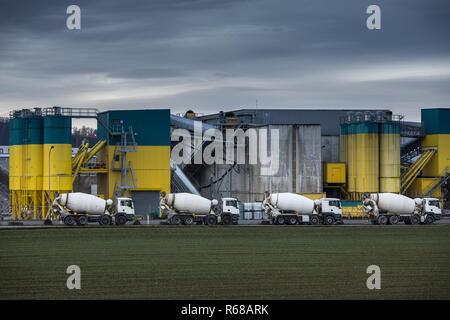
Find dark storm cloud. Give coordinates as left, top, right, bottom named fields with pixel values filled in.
left=0, top=0, right=449, bottom=120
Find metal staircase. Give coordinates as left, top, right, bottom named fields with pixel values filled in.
left=170, top=161, right=200, bottom=195
left=400, top=148, right=437, bottom=194
left=401, top=139, right=422, bottom=166
left=423, top=167, right=450, bottom=197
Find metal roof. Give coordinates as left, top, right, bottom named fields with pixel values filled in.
left=197, top=109, right=394, bottom=135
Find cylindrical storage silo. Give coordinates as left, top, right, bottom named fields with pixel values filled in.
left=22, top=116, right=44, bottom=191
left=339, top=123, right=348, bottom=164
left=347, top=123, right=358, bottom=195
left=356, top=122, right=379, bottom=196
left=9, top=118, right=24, bottom=191
left=22, top=116, right=44, bottom=219
left=43, top=116, right=72, bottom=212
left=9, top=117, right=24, bottom=219
left=379, top=122, right=400, bottom=193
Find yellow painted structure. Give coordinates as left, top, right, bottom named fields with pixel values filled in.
left=401, top=149, right=436, bottom=194
left=341, top=203, right=369, bottom=219
left=9, top=115, right=47, bottom=219
left=355, top=122, right=379, bottom=196
left=42, top=144, right=73, bottom=192
left=99, top=145, right=171, bottom=199
left=407, top=178, right=441, bottom=198
left=404, top=109, right=450, bottom=198
left=339, top=124, right=348, bottom=164
left=340, top=120, right=397, bottom=200
left=323, top=163, right=346, bottom=184
left=9, top=117, right=24, bottom=219
left=96, top=109, right=171, bottom=216
left=421, top=134, right=450, bottom=177
left=379, top=122, right=400, bottom=193
left=347, top=123, right=357, bottom=194
left=9, top=112, right=73, bottom=220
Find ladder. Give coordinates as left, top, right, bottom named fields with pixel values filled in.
left=400, top=148, right=436, bottom=194
left=110, top=124, right=137, bottom=197
left=423, top=167, right=450, bottom=197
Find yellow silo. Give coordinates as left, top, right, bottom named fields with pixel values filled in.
left=347, top=123, right=358, bottom=197
left=42, top=115, right=73, bottom=218
left=22, top=116, right=44, bottom=219
left=355, top=122, right=379, bottom=198
left=379, top=122, right=400, bottom=193
left=339, top=123, right=348, bottom=164
left=9, top=116, right=24, bottom=219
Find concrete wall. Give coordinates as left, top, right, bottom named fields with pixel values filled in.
left=321, top=135, right=340, bottom=163
left=296, top=125, right=322, bottom=194
left=192, top=124, right=322, bottom=202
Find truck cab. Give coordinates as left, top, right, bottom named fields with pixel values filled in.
left=222, top=197, right=240, bottom=224
left=114, top=197, right=135, bottom=221
left=423, top=198, right=441, bottom=222
left=320, top=198, right=343, bottom=224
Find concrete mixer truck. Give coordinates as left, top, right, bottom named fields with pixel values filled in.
left=263, top=192, right=343, bottom=225
left=159, top=193, right=240, bottom=225
left=362, top=193, right=441, bottom=225
left=52, top=192, right=135, bottom=226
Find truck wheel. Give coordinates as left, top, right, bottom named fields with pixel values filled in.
left=309, top=215, right=320, bottom=225
left=377, top=215, right=388, bottom=225
left=76, top=215, right=88, bottom=226
left=115, top=214, right=127, bottom=226
left=425, top=215, right=435, bottom=224
left=276, top=216, right=285, bottom=225
left=324, top=215, right=335, bottom=225
left=170, top=215, right=181, bottom=225
left=206, top=215, right=217, bottom=225
left=99, top=215, right=112, bottom=226
left=183, top=216, right=194, bottom=225
left=410, top=215, right=420, bottom=225
left=64, top=216, right=76, bottom=226
left=287, top=216, right=297, bottom=225
left=389, top=215, right=399, bottom=225
left=221, top=215, right=232, bottom=225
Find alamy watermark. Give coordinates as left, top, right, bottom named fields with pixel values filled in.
left=171, top=121, right=280, bottom=176
left=66, top=265, right=81, bottom=289
left=66, top=5, right=81, bottom=30
left=65, top=5, right=380, bottom=31
left=366, top=265, right=381, bottom=290
left=366, top=5, right=381, bottom=30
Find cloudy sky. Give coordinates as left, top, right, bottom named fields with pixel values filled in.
left=0, top=0, right=449, bottom=122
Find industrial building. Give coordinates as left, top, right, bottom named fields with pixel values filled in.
left=5, top=106, right=450, bottom=220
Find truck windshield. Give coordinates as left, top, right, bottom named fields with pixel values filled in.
left=328, top=200, right=341, bottom=208
left=428, top=200, right=440, bottom=208
left=226, top=200, right=237, bottom=208
left=120, top=200, right=133, bottom=208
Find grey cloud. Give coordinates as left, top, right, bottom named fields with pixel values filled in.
left=0, top=0, right=449, bottom=118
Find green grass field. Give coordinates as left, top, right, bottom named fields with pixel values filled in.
left=0, top=225, right=449, bottom=299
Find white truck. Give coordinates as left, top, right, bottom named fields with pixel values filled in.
left=263, top=192, right=343, bottom=225
left=362, top=192, right=441, bottom=225
left=159, top=192, right=240, bottom=225
left=52, top=192, right=135, bottom=226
